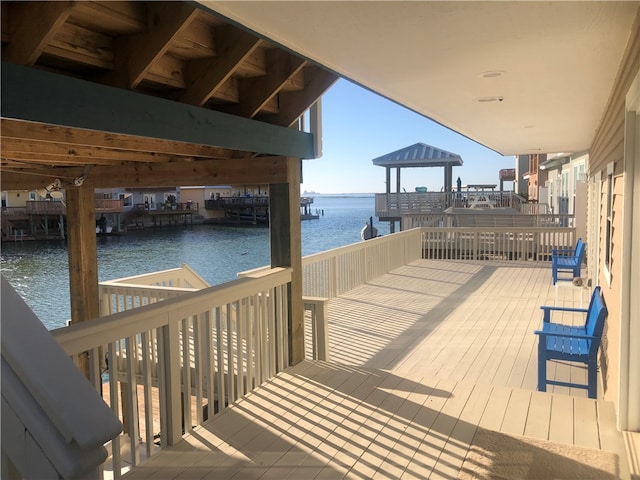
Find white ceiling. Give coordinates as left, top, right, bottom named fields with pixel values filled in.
left=202, top=1, right=638, bottom=156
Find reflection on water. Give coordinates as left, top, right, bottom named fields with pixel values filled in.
left=1, top=195, right=388, bottom=330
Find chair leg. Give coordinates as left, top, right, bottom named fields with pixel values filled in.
left=588, top=361, right=597, bottom=399
left=538, top=342, right=547, bottom=392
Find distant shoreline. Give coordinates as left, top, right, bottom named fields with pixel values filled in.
left=304, top=193, right=375, bottom=198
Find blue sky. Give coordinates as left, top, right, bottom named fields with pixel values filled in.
left=300, top=79, right=515, bottom=194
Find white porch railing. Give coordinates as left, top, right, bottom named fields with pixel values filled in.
left=403, top=213, right=574, bottom=230
left=52, top=267, right=292, bottom=479
left=239, top=228, right=424, bottom=299
left=421, top=227, right=576, bottom=261
left=99, top=264, right=210, bottom=316
left=301, top=228, right=424, bottom=298
left=375, top=191, right=523, bottom=217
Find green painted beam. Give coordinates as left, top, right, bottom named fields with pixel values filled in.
left=1, top=62, right=315, bottom=159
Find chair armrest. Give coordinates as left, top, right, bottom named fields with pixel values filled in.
left=540, top=305, right=589, bottom=313
left=540, top=305, right=588, bottom=323
left=533, top=329, right=599, bottom=341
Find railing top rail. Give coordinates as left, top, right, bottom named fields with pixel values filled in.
left=101, top=263, right=209, bottom=288
left=301, top=228, right=422, bottom=265
left=420, top=226, right=576, bottom=233
left=55, top=267, right=292, bottom=355
left=98, top=282, right=198, bottom=292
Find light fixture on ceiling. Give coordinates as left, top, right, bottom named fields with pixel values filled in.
left=480, top=70, right=504, bottom=79
left=73, top=165, right=92, bottom=186
left=36, top=179, right=64, bottom=199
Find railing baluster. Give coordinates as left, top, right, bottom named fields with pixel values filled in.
left=107, top=341, right=121, bottom=479
left=181, top=317, right=192, bottom=435
left=140, top=331, right=154, bottom=460
left=214, top=306, right=226, bottom=412
left=225, top=303, right=235, bottom=403
left=193, top=313, right=205, bottom=425
left=124, top=336, right=140, bottom=466
left=246, top=298, right=255, bottom=392
left=235, top=299, right=246, bottom=398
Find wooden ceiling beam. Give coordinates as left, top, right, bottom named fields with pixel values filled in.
left=1, top=63, right=315, bottom=159
left=181, top=25, right=261, bottom=107
left=1, top=157, right=290, bottom=190
left=4, top=1, right=77, bottom=66
left=222, top=50, right=306, bottom=119
left=1, top=138, right=178, bottom=164
left=1, top=119, right=234, bottom=159
left=0, top=153, right=125, bottom=166
left=260, top=66, right=339, bottom=127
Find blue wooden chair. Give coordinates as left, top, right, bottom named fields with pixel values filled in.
left=534, top=286, right=607, bottom=399
left=551, top=238, right=585, bottom=285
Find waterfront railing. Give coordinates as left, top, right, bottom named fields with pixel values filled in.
left=53, top=267, right=292, bottom=478
left=420, top=226, right=576, bottom=261
left=403, top=213, right=573, bottom=229
left=99, top=264, right=210, bottom=315
left=374, top=191, right=526, bottom=217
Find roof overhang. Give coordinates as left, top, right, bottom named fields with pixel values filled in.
left=203, top=1, right=639, bottom=156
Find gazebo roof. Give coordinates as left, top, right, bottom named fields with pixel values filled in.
left=372, top=143, right=463, bottom=168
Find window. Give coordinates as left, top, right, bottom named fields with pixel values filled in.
left=28, top=191, right=37, bottom=201
left=604, top=162, right=614, bottom=282
left=119, top=193, right=132, bottom=207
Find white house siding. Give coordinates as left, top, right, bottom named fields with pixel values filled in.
left=588, top=8, right=640, bottom=416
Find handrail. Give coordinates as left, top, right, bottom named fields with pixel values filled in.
left=53, top=267, right=292, bottom=478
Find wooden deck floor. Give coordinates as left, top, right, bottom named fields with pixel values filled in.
left=123, top=260, right=631, bottom=479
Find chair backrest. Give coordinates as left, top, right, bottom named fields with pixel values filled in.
left=585, top=286, right=607, bottom=356
left=575, top=238, right=586, bottom=262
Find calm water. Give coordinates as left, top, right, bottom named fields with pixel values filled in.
left=1, top=195, right=389, bottom=330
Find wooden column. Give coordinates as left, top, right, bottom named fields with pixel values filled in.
left=269, top=158, right=304, bottom=365
left=65, top=187, right=99, bottom=375
left=66, top=187, right=99, bottom=324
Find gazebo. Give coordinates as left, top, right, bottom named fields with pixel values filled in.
left=372, top=142, right=463, bottom=231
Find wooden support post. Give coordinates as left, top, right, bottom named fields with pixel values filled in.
left=269, top=158, right=304, bottom=365
left=65, top=187, right=99, bottom=377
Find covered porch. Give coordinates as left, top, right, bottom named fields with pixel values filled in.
left=121, top=259, right=634, bottom=479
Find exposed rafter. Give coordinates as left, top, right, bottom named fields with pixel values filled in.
left=3, top=1, right=76, bottom=66
left=221, top=50, right=306, bottom=119
left=260, top=66, right=339, bottom=127
left=108, top=2, right=199, bottom=89
left=181, top=25, right=262, bottom=107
